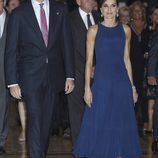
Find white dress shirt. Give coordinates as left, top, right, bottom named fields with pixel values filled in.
left=79, top=7, right=95, bottom=30
left=0, top=9, right=6, bottom=38
left=31, top=0, right=49, bottom=30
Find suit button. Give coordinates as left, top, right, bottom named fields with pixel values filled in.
left=46, top=58, right=48, bottom=63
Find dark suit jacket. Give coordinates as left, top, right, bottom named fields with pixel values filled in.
left=70, top=9, right=100, bottom=90
left=5, top=0, right=74, bottom=92
left=67, top=0, right=78, bottom=12
left=0, top=11, right=8, bottom=87
left=148, top=26, right=158, bottom=79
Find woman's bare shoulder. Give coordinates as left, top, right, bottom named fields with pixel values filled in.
left=122, top=24, right=131, bottom=38
left=87, top=25, right=98, bottom=37
left=123, top=24, right=131, bottom=34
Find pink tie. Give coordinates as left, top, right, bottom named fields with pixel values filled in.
left=39, top=3, right=48, bottom=46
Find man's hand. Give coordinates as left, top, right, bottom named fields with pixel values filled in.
left=148, top=76, right=157, bottom=86
left=65, top=79, right=75, bottom=94
left=9, top=85, right=22, bottom=99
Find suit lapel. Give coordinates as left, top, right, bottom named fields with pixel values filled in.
left=75, top=10, right=99, bottom=31
left=24, top=2, right=46, bottom=48
left=75, top=9, right=87, bottom=32
left=47, top=0, right=54, bottom=49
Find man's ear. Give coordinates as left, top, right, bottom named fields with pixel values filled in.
left=76, top=0, right=81, bottom=6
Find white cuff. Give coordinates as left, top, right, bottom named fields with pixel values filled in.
left=8, top=84, right=18, bottom=88
left=66, top=78, right=74, bottom=80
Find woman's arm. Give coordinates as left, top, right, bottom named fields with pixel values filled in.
left=123, top=24, right=134, bottom=86
left=123, top=24, right=138, bottom=103
left=84, top=25, right=98, bottom=107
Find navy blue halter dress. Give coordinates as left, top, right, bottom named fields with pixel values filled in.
left=73, top=23, right=141, bottom=158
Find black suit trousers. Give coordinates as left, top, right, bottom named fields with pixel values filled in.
left=22, top=75, right=56, bottom=158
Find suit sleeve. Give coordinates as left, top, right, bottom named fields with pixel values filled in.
left=5, top=10, right=20, bottom=86
left=148, top=28, right=158, bottom=77
left=61, top=5, right=75, bottom=79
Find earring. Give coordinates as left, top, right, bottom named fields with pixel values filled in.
left=100, top=11, right=104, bottom=17
left=116, top=10, right=119, bottom=17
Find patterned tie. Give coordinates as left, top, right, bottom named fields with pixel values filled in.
left=39, top=3, right=48, bottom=46
left=87, top=14, right=92, bottom=28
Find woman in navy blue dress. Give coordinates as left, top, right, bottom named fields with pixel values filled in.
left=73, top=0, right=141, bottom=157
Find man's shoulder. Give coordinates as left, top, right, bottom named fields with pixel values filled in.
left=10, top=1, right=30, bottom=15
left=70, top=8, right=78, bottom=16
left=70, top=8, right=80, bottom=21
left=92, top=10, right=102, bottom=23
left=50, top=0, right=67, bottom=10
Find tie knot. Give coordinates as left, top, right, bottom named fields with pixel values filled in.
left=87, top=14, right=90, bottom=18
left=39, top=3, right=44, bottom=8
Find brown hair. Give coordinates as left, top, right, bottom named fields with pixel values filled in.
left=98, top=0, right=119, bottom=8
left=149, top=4, right=158, bottom=16
left=130, top=1, right=146, bottom=21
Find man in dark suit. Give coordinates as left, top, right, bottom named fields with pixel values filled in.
left=148, top=26, right=158, bottom=153
left=0, top=0, right=9, bottom=155
left=5, top=0, right=74, bottom=157
left=68, top=0, right=100, bottom=143
left=67, top=0, right=78, bottom=12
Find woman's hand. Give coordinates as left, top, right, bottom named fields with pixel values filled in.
left=133, top=90, right=138, bottom=104
left=84, top=88, right=92, bottom=108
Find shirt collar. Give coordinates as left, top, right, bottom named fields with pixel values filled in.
left=79, top=7, right=92, bottom=19
left=31, top=0, right=49, bottom=7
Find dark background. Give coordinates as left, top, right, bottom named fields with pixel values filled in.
left=66, top=0, right=157, bottom=12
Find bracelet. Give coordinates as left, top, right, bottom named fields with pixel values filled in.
left=132, top=86, right=136, bottom=92
left=132, top=86, right=136, bottom=89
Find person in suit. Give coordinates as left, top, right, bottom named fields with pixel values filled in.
left=67, top=0, right=78, bottom=12
left=0, top=0, right=9, bottom=155
left=148, top=25, right=158, bottom=153
left=6, top=0, right=26, bottom=142
left=68, top=0, right=100, bottom=143
left=5, top=0, right=75, bottom=157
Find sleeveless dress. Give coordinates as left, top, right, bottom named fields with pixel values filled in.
left=73, top=23, right=142, bottom=158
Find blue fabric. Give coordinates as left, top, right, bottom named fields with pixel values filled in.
left=73, top=23, right=142, bottom=158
